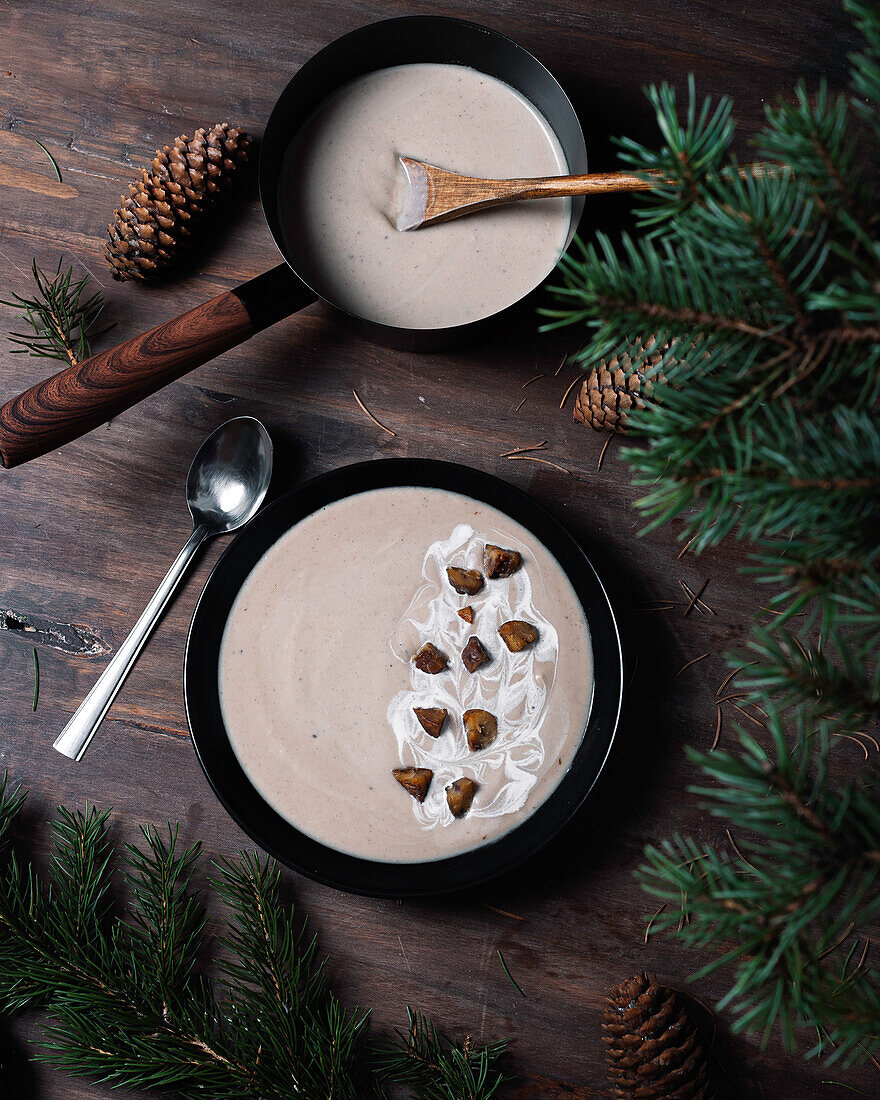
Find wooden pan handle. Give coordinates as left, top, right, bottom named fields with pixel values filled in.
left=0, top=263, right=309, bottom=469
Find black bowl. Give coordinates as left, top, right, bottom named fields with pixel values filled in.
left=184, top=459, right=622, bottom=897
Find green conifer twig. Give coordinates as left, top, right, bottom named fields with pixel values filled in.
left=541, top=0, right=880, bottom=1064
left=0, top=777, right=508, bottom=1098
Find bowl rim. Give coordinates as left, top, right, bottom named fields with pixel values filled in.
left=184, top=458, right=622, bottom=897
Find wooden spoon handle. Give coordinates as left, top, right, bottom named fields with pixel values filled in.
left=0, top=263, right=309, bottom=469
left=497, top=169, right=664, bottom=200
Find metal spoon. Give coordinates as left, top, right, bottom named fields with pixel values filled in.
left=53, top=416, right=273, bottom=761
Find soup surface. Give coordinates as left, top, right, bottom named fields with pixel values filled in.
left=280, top=63, right=571, bottom=328
left=218, top=487, right=594, bottom=863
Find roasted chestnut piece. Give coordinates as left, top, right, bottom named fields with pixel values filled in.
left=392, top=767, right=433, bottom=802
left=461, top=636, right=490, bottom=674
left=446, top=777, right=478, bottom=817
left=498, top=620, right=538, bottom=652
left=412, top=642, right=448, bottom=674
left=446, top=566, right=484, bottom=595
left=463, top=709, right=498, bottom=751
left=413, top=707, right=447, bottom=738
left=457, top=605, right=475, bottom=624
left=484, top=544, right=523, bottom=579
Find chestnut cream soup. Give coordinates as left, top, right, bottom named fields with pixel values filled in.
left=218, top=487, right=593, bottom=863
left=280, top=63, right=571, bottom=328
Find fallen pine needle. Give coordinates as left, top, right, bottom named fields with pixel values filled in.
left=820, top=1081, right=866, bottom=1094
left=559, top=374, right=581, bottom=409
left=30, top=136, right=62, bottom=182
left=513, top=397, right=527, bottom=413
left=482, top=903, right=525, bottom=921
left=817, top=922, right=856, bottom=962
left=631, top=602, right=676, bottom=613
left=857, top=731, right=880, bottom=754
left=497, top=949, right=526, bottom=997
left=682, top=579, right=709, bottom=618
left=506, top=454, right=571, bottom=475
left=500, top=441, right=547, bottom=458
left=679, top=578, right=715, bottom=615
left=716, top=663, right=755, bottom=696
left=677, top=532, right=699, bottom=559
left=645, top=903, right=666, bottom=943
left=729, top=700, right=766, bottom=727
left=352, top=389, right=396, bottom=436
left=554, top=354, right=567, bottom=376
left=521, top=373, right=544, bottom=389
left=677, top=652, right=709, bottom=677
left=32, top=647, right=39, bottom=712
left=835, top=733, right=870, bottom=761
left=725, top=828, right=756, bottom=870
left=597, top=435, right=612, bottom=471
left=711, top=706, right=723, bottom=751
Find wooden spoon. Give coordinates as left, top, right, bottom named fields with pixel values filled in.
left=394, top=156, right=782, bottom=230
left=394, top=156, right=662, bottom=230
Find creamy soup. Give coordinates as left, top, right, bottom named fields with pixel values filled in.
left=280, top=63, right=571, bottom=328
left=218, top=487, right=594, bottom=863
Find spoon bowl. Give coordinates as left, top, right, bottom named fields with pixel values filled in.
left=188, top=417, right=273, bottom=533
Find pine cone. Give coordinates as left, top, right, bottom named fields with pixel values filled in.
left=574, top=337, right=669, bottom=433
left=105, top=123, right=252, bottom=281
left=603, top=972, right=715, bottom=1099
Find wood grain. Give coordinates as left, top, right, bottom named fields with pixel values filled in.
left=0, top=291, right=253, bottom=467
left=0, top=1, right=874, bottom=1098
left=401, top=159, right=656, bottom=228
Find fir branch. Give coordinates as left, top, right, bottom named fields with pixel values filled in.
left=0, top=783, right=508, bottom=1099
left=544, top=0, right=880, bottom=1064
left=1, top=258, right=112, bottom=366
left=374, top=1008, right=510, bottom=1100
left=637, top=711, right=880, bottom=1065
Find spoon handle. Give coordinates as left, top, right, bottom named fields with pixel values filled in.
left=53, top=523, right=210, bottom=761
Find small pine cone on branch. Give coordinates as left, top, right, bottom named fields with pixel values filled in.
left=105, top=123, right=252, bottom=282
left=603, top=972, right=716, bottom=1099
left=573, top=337, right=669, bottom=433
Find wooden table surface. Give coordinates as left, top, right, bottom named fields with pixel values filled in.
left=1, top=1, right=873, bottom=1096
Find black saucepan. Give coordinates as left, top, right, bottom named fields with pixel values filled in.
left=0, top=17, right=587, bottom=468
left=184, top=459, right=622, bottom=897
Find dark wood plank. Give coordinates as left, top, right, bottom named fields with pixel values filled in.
left=0, top=1, right=873, bottom=1097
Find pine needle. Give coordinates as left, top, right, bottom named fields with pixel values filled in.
left=558, top=374, right=581, bottom=409
left=520, top=373, right=544, bottom=389
left=32, top=647, right=39, bottom=711
left=597, top=435, right=613, bottom=470
left=352, top=388, right=396, bottom=436
left=513, top=397, right=527, bottom=413
left=29, top=136, right=62, bottom=181
left=500, top=441, right=547, bottom=458
left=482, top=903, right=525, bottom=921
left=505, top=454, right=571, bottom=475
left=835, top=733, right=870, bottom=761
left=681, top=578, right=709, bottom=617
left=645, top=903, right=667, bottom=942
left=711, top=705, right=723, bottom=751
left=716, top=663, right=755, bottom=696
left=497, top=949, right=525, bottom=997
left=677, top=532, right=700, bottom=559
left=554, top=354, right=567, bottom=376
left=677, top=652, right=709, bottom=677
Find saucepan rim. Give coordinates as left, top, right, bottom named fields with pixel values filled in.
left=255, top=15, right=588, bottom=336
